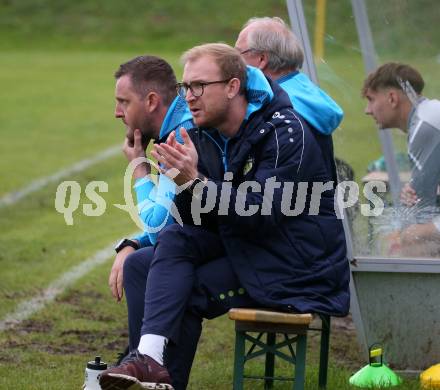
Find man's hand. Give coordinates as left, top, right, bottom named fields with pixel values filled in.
left=400, top=183, right=419, bottom=206
left=123, top=129, right=149, bottom=161
left=123, top=129, right=151, bottom=178
left=108, top=246, right=135, bottom=302
left=384, top=230, right=401, bottom=256
left=151, top=128, right=199, bottom=186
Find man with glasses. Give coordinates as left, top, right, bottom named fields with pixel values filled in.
left=235, top=16, right=343, bottom=136
left=100, top=43, right=349, bottom=390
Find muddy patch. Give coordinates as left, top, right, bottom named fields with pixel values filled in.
left=56, top=289, right=104, bottom=306
left=2, top=327, right=128, bottom=356
left=16, top=319, right=53, bottom=334
left=330, top=315, right=364, bottom=371
left=71, top=306, right=114, bottom=322
left=306, top=314, right=364, bottom=371
left=0, top=287, right=43, bottom=300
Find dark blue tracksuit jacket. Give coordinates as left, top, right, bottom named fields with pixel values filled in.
left=177, top=79, right=350, bottom=316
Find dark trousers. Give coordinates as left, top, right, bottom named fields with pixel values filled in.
left=123, top=224, right=260, bottom=390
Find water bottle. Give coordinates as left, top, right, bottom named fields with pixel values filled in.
left=83, top=356, right=107, bottom=390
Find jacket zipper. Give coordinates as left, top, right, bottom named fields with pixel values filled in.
left=202, top=130, right=229, bottom=172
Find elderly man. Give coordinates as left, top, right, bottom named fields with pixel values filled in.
left=100, top=43, right=349, bottom=390
left=235, top=16, right=343, bottom=136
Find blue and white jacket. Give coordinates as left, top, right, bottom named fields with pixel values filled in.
left=277, top=71, right=343, bottom=135
left=132, top=96, right=193, bottom=246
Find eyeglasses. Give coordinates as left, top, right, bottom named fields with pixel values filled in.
left=238, top=48, right=255, bottom=55
left=176, top=79, right=232, bottom=99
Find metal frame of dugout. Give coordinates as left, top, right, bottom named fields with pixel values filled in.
left=286, top=0, right=440, bottom=372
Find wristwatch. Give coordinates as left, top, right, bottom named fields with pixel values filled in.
left=114, top=238, right=139, bottom=253
left=187, top=174, right=208, bottom=198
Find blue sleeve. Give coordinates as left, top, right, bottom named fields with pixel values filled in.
left=134, top=177, right=155, bottom=204
left=280, top=73, right=343, bottom=135
left=131, top=231, right=152, bottom=248
left=134, top=174, right=176, bottom=245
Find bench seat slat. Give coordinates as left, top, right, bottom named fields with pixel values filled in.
left=228, top=308, right=313, bottom=325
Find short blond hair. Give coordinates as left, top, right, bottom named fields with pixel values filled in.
left=181, top=43, right=247, bottom=95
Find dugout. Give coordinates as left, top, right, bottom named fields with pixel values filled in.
left=286, top=0, right=440, bottom=371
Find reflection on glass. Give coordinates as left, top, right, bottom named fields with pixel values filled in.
left=361, top=63, right=440, bottom=258
left=306, top=0, right=440, bottom=259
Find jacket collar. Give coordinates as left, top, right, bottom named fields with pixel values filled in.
left=158, top=95, right=193, bottom=142
left=275, top=70, right=299, bottom=84
left=245, top=65, right=274, bottom=119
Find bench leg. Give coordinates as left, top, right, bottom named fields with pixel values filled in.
left=319, top=315, right=330, bottom=389
left=264, top=332, right=276, bottom=389
left=233, top=330, right=246, bottom=390
left=293, top=333, right=307, bottom=390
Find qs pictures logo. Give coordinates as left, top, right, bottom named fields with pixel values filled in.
left=54, top=157, right=186, bottom=230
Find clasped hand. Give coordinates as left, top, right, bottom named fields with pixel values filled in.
left=400, top=182, right=419, bottom=207
left=151, top=128, right=199, bottom=186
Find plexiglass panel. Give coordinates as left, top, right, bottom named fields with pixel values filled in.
left=366, top=0, right=440, bottom=258
left=303, top=0, right=440, bottom=259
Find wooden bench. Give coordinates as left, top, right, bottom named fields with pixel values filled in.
left=228, top=308, right=330, bottom=390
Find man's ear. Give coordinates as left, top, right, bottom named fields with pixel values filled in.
left=227, top=78, right=242, bottom=99
left=258, top=51, right=270, bottom=71
left=388, top=89, right=401, bottom=108
left=145, top=91, right=160, bottom=113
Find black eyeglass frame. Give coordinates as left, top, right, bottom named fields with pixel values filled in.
left=176, top=78, right=232, bottom=98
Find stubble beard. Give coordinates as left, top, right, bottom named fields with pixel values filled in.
left=197, top=103, right=230, bottom=130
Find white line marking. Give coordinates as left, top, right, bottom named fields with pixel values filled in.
left=0, top=145, right=120, bottom=208
left=0, top=244, right=116, bottom=331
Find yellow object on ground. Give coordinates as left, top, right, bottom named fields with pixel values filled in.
left=421, top=364, right=440, bottom=388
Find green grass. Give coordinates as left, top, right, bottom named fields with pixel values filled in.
left=0, top=266, right=422, bottom=390
left=0, top=273, right=422, bottom=389
left=3, top=0, right=438, bottom=57
left=0, top=262, right=128, bottom=389
left=0, top=155, right=134, bottom=318
left=1, top=1, right=439, bottom=388
left=0, top=0, right=289, bottom=51
left=0, top=50, right=183, bottom=195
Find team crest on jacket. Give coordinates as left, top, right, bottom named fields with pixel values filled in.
left=243, top=155, right=254, bottom=175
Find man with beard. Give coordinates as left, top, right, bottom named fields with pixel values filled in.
left=110, top=55, right=193, bottom=341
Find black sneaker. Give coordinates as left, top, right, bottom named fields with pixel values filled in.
left=112, top=345, right=130, bottom=367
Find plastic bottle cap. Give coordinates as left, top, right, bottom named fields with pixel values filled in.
left=87, top=356, right=107, bottom=370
